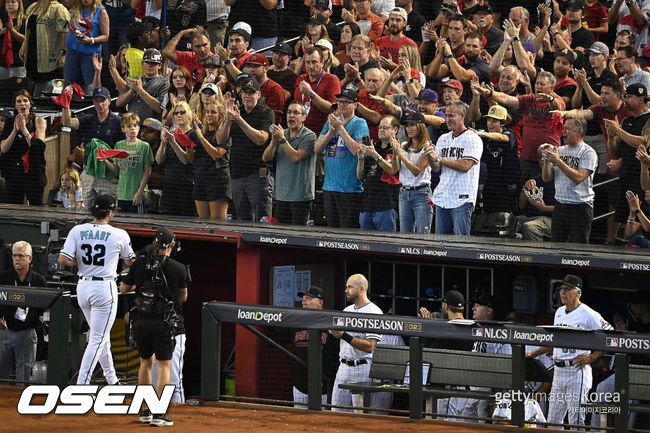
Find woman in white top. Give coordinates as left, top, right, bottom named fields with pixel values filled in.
left=391, top=111, right=433, bottom=233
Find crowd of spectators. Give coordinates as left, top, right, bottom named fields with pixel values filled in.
left=2, top=0, right=650, bottom=245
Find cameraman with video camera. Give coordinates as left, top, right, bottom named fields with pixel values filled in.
left=119, top=228, right=188, bottom=427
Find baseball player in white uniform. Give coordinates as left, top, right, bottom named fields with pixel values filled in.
left=59, top=195, right=135, bottom=385
left=456, top=294, right=512, bottom=422
left=526, top=274, right=612, bottom=428
left=329, top=274, right=383, bottom=413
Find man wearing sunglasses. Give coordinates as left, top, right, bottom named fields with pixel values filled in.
left=0, top=241, right=47, bottom=383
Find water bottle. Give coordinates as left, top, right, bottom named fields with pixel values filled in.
left=306, top=219, right=314, bottom=226
left=260, top=216, right=269, bottom=223
left=226, top=214, right=232, bottom=221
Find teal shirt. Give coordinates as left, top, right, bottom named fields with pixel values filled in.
left=321, top=116, right=368, bottom=193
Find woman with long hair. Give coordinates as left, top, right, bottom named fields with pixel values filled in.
left=64, top=0, right=109, bottom=88
left=0, top=89, right=47, bottom=205
left=156, top=100, right=196, bottom=216
left=390, top=112, right=433, bottom=233
left=357, top=114, right=400, bottom=231
left=188, top=101, right=231, bottom=219
left=107, top=43, right=128, bottom=93
left=162, top=65, right=193, bottom=125
left=0, top=0, right=27, bottom=78
left=294, top=15, right=330, bottom=57
left=20, top=0, right=69, bottom=81
left=335, top=22, right=360, bottom=64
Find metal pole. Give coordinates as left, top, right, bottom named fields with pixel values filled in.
left=409, top=337, right=423, bottom=419
left=47, top=292, right=71, bottom=387
left=201, top=305, right=221, bottom=401
left=307, top=329, right=323, bottom=411
left=510, top=344, right=525, bottom=427
left=614, top=353, right=629, bottom=433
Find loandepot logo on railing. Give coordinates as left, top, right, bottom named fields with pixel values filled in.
left=237, top=309, right=284, bottom=323
left=259, top=236, right=288, bottom=244
left=511, top=330, right=554, bottom=343
left=333, top=316, right=405, bottom=331
left=561, top=258, right=591, bottom=267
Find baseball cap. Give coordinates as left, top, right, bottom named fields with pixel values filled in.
left=553, top=274, right=583, bottom=290
left=389, top=7, right=408, bottom=21
left=307, top=14, right=327, bottom=26
left=142, top=48, right=163, bottom=64
left=231, top=21, right=252, bottom=42
left=241, top=77, right=261, bottom=92
left=443, top=290, right=465, bottom=308
left=483, top=105, right=507, bottom=121
left=245, top=53, right=269, bottom=67
left=154, top=227, right=175, bottom=248
left=473, top=293, right=495, bottom=309
left=554, top=48, right=576, bottom=64
left=205, top=55, right=222, bottom=67
left=588, top=41, right=609, bottom=57
left=567, top=0, right=585, bottom=10
left=441, top=1, right=460, bottom=14
left=142, top=118, right=163, bottom=132
left=625, top=83, right=650, bottom=101
left=312, top=0, right=332, bottom=10
left=93, top=194, right=117, bottom=211
left=440, top=78, right=463, bottom=93
left=92, top=86, right=111, bottom=99
left=0, top=108, right=13, bottom=119
left=200, top=82, right=219, bottom=94
left=315, top=39, right=333, bottom=52
left=474, top=3, right=494, bottom=14
left=297, top=285, right=324, bottom=299
left=336, top=88, right=359, bottom=102
left=272, top=41, right=292, bottom=55
left=416, top=88, right=438, bottom=103
left=400, top=110, right=425, bottom=124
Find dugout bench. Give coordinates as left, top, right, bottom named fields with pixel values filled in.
left=337, top=344, right=515, bottom=420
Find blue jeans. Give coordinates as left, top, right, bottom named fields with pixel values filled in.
left=64, top=48, right=98, bottom=87
left=435, top=202, right=474, bottom=235
left=627, top=235, right=650, bottom=248
left=360, top=208, right=397, bottom=231
left=399, top=187, right=433, bottom=233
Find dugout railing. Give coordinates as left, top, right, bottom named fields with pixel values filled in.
left=201, top=301, right=650, bottom=432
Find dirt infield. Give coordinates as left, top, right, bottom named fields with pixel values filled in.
left=0, top=385, right=554, bottom=433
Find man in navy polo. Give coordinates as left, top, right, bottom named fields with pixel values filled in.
left=61, top=86, right=124, bottom=209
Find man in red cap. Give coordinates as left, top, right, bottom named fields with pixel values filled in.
left=243, top=53, right=286, bottom=123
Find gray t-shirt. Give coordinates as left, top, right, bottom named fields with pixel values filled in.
left=121, top=75, right=169, bottom=121
left=275, top=125, right=317, bottom=202
left=553, top=141, right=598, bottom=205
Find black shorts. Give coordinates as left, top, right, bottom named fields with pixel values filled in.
left=133, top=317, right=175, bottom=361
left=193, top=171, right=232, bottom=202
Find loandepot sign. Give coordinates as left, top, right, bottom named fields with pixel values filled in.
left=237, top=309, right=284, bottom=323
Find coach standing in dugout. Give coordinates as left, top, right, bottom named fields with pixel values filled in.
left=120, top=228, right=188, bottom=427
left=526, top=274, right=613, bottom=428
left=0, top=241, right=46, bottom=384
left=329, top=274, right=382, bottom=412
left=59, top=195, right=135, bottom=386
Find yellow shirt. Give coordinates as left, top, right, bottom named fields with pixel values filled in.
left=125, top=46, right=145, bottom=78
left=23, top=1, right=70, bottom=73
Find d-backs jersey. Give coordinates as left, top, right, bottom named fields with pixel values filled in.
left=552, top=303, right=613, bottom=361
left=339, top=302, right=383, bottom=362
left=60, top=222, right=134, bottom=279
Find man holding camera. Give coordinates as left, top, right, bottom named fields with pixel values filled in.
left=120, top=228, right=188, bottom=427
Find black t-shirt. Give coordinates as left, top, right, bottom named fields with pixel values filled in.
left=0, top=269, right=46, bottom=331
left=360, top=144, right=399, bottom=212
left=571, top=27, right=595, bottom=52
left=123, top=246, right=189, bottom=334
left=228, top=0, right=278, bottom=38
left=481, top=128, right=520, bottom=212
left=268, top=68, right=298, bottom=95
left=229, top=102, right=275, bottom=178
left=291, top=329, right=340, bottom=394
left=167, top=0, right=207, bottom=52
left=484, top=27, right=505, bottom=56
left=620, top=112, right=650, bottom=185
left=405, top=9, right=427, bottom=43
